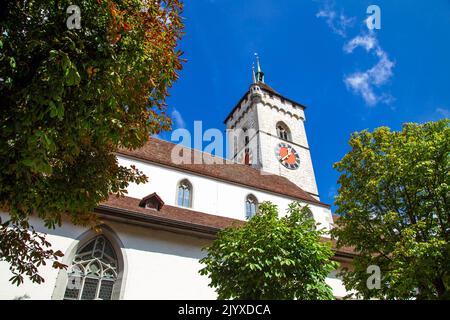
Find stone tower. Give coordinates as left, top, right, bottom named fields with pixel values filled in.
left=224, top=55, right=320, bottom=199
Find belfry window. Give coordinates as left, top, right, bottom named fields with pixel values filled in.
left=245, top=194, right=258, bottom=219
left=244, top=148, right=251, bottom=165
left=243, top=128, right=249, bottom=146
left=63, top=235, right=119, bottom=300
left=177, top=179, right=192, bottom=208
left=276, top=122, right=291, bottom=141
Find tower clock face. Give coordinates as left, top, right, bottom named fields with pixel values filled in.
left=275, top=142, right=300, bottom=170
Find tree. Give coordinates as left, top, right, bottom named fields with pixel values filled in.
left=332, top=119, right=450, bottom=299
left=0, top=0, right=184, bottom=285
left=199, top=202, right=338, bottom=300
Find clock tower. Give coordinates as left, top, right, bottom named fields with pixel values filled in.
left=224, top=56, right=320, bottom=199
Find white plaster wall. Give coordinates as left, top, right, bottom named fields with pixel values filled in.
left=118, top=155, right=332, bottom=232
left=0, top=212, right=87, bottom=300
left=258, top=130, right=319, bottom=198
left=326, top=271, right=349, bottom=299
left=0, top=213, right=215, bottom=300
left=0, top=213, right=348, bottom=300
left=257, top=94, right=307, bottom=147
left=225, top=98, right=259, bottom=163
left=255, top=99, right=319, bottom=197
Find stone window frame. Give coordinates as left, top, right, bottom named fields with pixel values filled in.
left=51, top=225, right=127, bottom=300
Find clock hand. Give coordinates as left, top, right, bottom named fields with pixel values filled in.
left=281, top=148, right=292, bottom=161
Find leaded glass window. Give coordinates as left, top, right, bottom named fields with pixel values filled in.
left=64, top=235, right=119, bottom=300
left=245, top=195, right=258, bottom=219
left=177, top=179, right=192, bottom=208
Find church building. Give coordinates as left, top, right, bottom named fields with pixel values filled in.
left=0, top=60, right=355, bottom=300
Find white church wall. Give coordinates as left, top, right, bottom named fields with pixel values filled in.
left=117, top=155, right=333, bottom=232
left=111, top=221, right=213, bottom=299
left=0, top=212, right=86, bottom=300
left=326, top=271, right=350, bottom=299
left=0, top=212, right=348, bottom=300
left=0, top=213, right=216, bottom=300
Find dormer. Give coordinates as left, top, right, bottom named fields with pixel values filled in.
left=139, top=193, right=165, bottom=211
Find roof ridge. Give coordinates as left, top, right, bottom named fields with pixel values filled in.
left=148, top=135, right=232, bottom=163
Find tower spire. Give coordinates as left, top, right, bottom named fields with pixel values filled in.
left=252, top=63, right=256, bottom=83
left=254, top=53, right=264, bottom=83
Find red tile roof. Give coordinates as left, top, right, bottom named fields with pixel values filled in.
left=117, top=137, right=329, bottom=208
left=97, top=195, right=355, bottom=257
left=99, top=194, right=243, bottom=231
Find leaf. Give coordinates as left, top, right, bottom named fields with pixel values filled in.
left=9, top=57, right=16, bottom=69
left=65, top=67, right=81, bottom=86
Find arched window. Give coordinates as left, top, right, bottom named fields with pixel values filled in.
left=63, top=235, right=119, bottom=300
left=177, top=179, right=192, bottom=208
left=242, top=127, right=249, bottom=147
left=276, top=122, right=291, bottom=141
left=245, top=194, right=258, bottom=219
left=244, top=135, right=249, bottom=146
left=244, top=148, right=251, bottom=165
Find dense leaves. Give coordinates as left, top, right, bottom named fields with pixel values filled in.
left=199, top=202, right=338, bottom=300
left=0, top=0, right=184, bottom=284
left=332, top=119, right=450, bottom=299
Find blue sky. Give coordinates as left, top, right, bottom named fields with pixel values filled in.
left=159, top=0, right=450, bottom=211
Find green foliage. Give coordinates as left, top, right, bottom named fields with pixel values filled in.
left=0, top=0, right=184, bottom=284
left=199, top=202, right=338, bottom=300
left=332, top=119, right=450, bottom=299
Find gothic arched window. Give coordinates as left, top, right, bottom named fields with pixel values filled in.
left=245, top=194, right=258, bottom=219
left=244, top=148, right=251, bottom=165
left=276, top=122, right=291, bottom=141
left=177, top=179, right=192, bottom=208
left=242, top=127, right=249, bottom=147
left=63, top=235, right=119, bottom=300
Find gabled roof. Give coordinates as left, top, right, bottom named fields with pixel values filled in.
left=117, top=137, right=329, bottom=208
left=139, top=192, right=165, bottom=210
left=223, top=81, right=308, bottom=124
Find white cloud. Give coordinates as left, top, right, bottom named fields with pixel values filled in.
left=316, top=4, right=355, bottom=38
left=343, top=34, right=395, bottom=106
left=171, top=109, right=186, bottom=129
left=343, top=35, right=377, bottom=53
left=344, top=72, right=377, bottom=105
left=436, top=107, right=450, bottom=118
left=315, top=2, right=395, bottom=107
